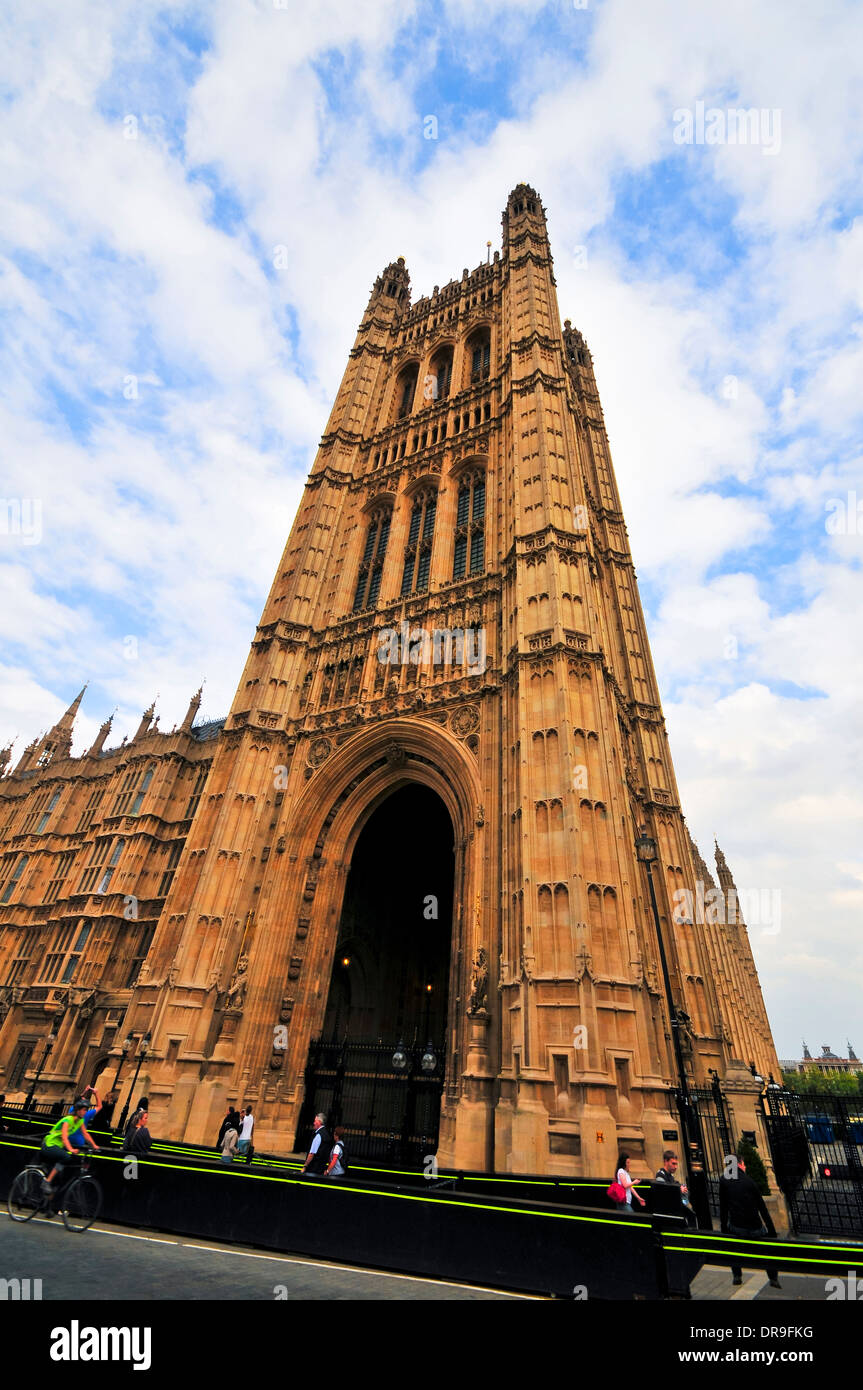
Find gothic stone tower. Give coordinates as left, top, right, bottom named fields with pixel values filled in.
left=120, top=184, right=779, bottom=1173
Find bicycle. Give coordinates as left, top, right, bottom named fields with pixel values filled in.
left=7, top=1152, right=103, bottom=1233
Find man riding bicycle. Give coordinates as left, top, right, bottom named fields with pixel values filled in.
left=40, top=1097, right=100, bottom=1195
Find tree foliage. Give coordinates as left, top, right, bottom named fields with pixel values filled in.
left=737, top=1137, right=770, bottom=1195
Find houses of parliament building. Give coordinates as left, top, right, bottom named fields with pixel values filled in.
left=0, top=186, right=780, bottom=1175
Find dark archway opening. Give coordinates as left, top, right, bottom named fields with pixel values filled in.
left=298, top=783, right=455, bottom=1163
left=323, top=783, right=454, bottom=1043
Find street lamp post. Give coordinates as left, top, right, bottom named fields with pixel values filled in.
left=636, top=828, right=712, bottom=1228
left=116, top=1031, right=151, bottom=1135
left=111, top=1035, right=134, bottom=1094
left=24, top=1031, right=57, bottom=1113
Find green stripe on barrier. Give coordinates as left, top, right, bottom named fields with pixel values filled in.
left=6, top=1137, right=859, bottom=1263
left=665, top=1244, right=862, bottom=1267
left=664, top=1228, right=863, bottom=1254
left=0, top=1138, right=644, bottom=1228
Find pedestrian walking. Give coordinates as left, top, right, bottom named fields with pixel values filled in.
left=325, top=1127, right=348, bottom=1179
left=302, top=1113, right=333, bottom=1177
left=126, top=1116, right=152, bottom=1155
left=220, top=1124, right=239, bottom=1165
left=122, top=1096, right=150, bottom=1153
left=719, top=1154, right=781, bottom=1288
left=237, top=1105, right=254, bottom=1162
left=216, top=1104, right=240, bottom=1150
left=610, top=1151, right=647, bottom=1214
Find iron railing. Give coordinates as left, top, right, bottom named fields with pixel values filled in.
left=763, top=1087, right=863, bottom=1237
left=296, top=1037, right=446, bottom=1165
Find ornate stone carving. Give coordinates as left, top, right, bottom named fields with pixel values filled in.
left=385, top=741, right=405, bottom=766
left=468, top=946, right=489, bottom=1015
left=75, top=990, right=97, bottom=1027
left=450, top=704, right=480, bottom=737
left=224, top=953, right=249, bottom=1013
left=308, top=736, right=332, bottom=767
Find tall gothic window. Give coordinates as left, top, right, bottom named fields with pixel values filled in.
left=43, top=849, right=76, bottom=904
left=40, top=918, right=92, bottom=985
left=130, top=765, right=154, bottom=816
left=453, top=473, right=486, bottom=578
left=35, top=790, right=61, bottom=833
left=76, top=787, right=104, bottom=834
left=396, top=365, right=418, bottom=420
left=468, top=329, right=490, bottom=383
left=352, top=508, right=391, bottom=611
left=0, top=855, right=29, bottom=905
left=429, top=346, right=453, bottom=403
left=184, top=766, right=208, bottom=820
left=6, top=926, right=40, bottom=985
left=400, top=491, right=437, bottom=596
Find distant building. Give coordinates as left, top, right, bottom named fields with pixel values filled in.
left=780, top=1043, right=861, bottom=1076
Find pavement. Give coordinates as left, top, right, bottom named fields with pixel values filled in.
left=0, top=1211, right=534, bottom=1300
left=690, top=1266, right=839, bottom=1301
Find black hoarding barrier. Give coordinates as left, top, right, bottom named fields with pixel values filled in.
left=4, top=1135, right=861, bottom=1297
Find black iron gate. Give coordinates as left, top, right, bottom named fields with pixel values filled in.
left=691, top=1082, right=736, bottom=1219
left=763, top=1088, right=863, bottom=1237
left=296, top=1038, right=446, bottom=1166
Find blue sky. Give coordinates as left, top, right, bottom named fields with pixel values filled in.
left=1, top=0, right=862, bottom=1056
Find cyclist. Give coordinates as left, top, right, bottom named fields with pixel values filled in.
left=67, top=1086, right=102, bottom=1150
left=40, top=1097, right=100, bottom=1195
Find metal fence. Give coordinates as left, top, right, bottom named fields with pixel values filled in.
left=691, top=1084, right=736, bottom=1219
left=763, top=1088, right=863, bottom=1238
left=296, top=1038, right=446, bottom=1165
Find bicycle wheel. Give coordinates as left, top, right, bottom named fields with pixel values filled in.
left=62, top=1175, right=102, bottom=1232
left=7, top=1167, right=45, bottom=1222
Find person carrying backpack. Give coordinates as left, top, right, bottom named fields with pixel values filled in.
left=325, top=1126, right=348, bottom=1179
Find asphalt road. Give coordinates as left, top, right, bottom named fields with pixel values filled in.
left=0, top=1211, right=536, bottom=1301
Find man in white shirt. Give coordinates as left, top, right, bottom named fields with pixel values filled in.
left=237, top=1106, right=254, bottom=1162
left=302, top=1113, right=332, bottom=1177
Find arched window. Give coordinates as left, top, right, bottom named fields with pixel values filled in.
left=0, top=854, right=29, bottom=904
left=130, top=765, right=154, bottom=816
left=41, top=918, right=92, bottom=985
left=396, top=365, right=418, bottom=420
left=96, top=837, right=125, bottom=895
left=352, top=508, right=392, bottom=612
left=400, top=490, right=437, bottom=596
left=467, top=329, right=490, bottom=384
left=36, top=790, right=61, bottom=833
left=453, top=473, right=486, bottom=579
left=429, top=346, right=453, bottom=403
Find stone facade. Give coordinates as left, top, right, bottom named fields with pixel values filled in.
left=0, top=185, right=780, bottom=1174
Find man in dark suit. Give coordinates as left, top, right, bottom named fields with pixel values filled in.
left=719, top=1155, right=781, bottom=1288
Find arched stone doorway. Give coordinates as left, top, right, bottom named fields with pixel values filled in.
left=296, top=782, right=455, bottom=1162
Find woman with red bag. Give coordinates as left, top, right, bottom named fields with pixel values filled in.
left=608, top=1151, right=647, bottom=1215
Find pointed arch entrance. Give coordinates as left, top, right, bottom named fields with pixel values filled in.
left=296, top=782, right=455, bottom=1163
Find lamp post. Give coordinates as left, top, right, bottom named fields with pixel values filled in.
left=111, top=1035, right=134, bottom=1094
left=24, top=1030, right=57, bottom=1113
left=635, top=827, right=711, bottom=1228
left=116, top=1031, right=151, bottom=1134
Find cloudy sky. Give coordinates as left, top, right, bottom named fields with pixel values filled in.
left=1, top=0, right=861, bottom=1057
